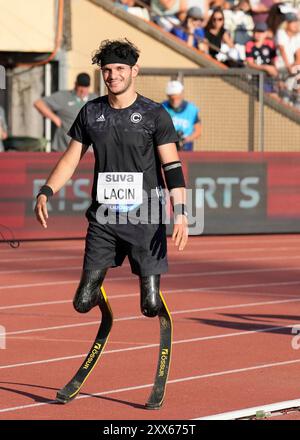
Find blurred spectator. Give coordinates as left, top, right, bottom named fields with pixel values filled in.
left=0, top=106, right=8, bottom=152
left=204, top=7, right=235, bottom=61
left=209, top=0, right=232, bottom=9
left=115, top=0, right=150, bottom=20
left=34, top=73, right=97, bottom=152
left=275, top=12, right=300, bottom=74
left=245, top=22, right=278, bottom=94
left=275, top=12, right=300, bottom=105
left=151, top=0, right=187, bottom=31
left=162, top=80, right=201, bottom=151
left=266, top=2, right=288, bottom=35
left=171, top=7, right=208, bottom=50
left=224, top=0, right=254, bottom=47
left=186, top=0, right=209, bottom=22
left=249, top=0, right=275, bottom=25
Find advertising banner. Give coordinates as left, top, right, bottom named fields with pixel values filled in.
left=1, top=152, right=300, bottom=240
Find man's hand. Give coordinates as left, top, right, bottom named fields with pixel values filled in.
left=187, top=19, right=197, bottom=34
left=172, top=215, right=188, bottom=251
left=53, top=115, right=62, bottom=128
left=35, top=195, right=49, bottom=228
left=264, top=65, right=278, bottom=78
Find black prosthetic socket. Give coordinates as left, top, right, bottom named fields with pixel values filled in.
left=139, top=274, right=162, bottom=318
left=73, top=269, right=107, bottom=313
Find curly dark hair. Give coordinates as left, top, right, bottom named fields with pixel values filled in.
left=92, top=38, right=140, bottom=67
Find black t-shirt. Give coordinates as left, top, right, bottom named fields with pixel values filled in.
left=204, top=28, right=225, bottom=58
left=68, top=93, right=178, bottom=210
left=245, top=39, right=276, bottom=66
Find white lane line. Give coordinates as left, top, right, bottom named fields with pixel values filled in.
left=2, top=267, right=300, bottom=291
left=2, top=253, right=300, bottom=267
left=0, top=245, right=299, bottom=264
left=1, top=285, right=299, bottom=312
left=194, top=398, right=300, bottom=420
left=0, top=321, right=295, bottom=371
left=0, top=299, right=72, bottom=311
left=3, top=293, right=300, bottom=337
left=0, top=245, right=84, bottom=254
left=0, top=256, right=81, bottom=263
left=1, top=357, right=300, bottom=414
left=0, top=279, right=78, bottom=290
left=1, top=279, right=300, bottom=312
left=0, top=266, right=82, bottom=274
left=2, top=257, right=300, bottom=276
left=0, top=236, right=300, bottom=255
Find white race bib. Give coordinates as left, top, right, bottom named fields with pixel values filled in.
left=97, top=172, right=143, bottom=205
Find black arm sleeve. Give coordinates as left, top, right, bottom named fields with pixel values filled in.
left=67, top=105, right=92, bottom=146
left=153, top=106, right=179, bottom=147
left=162, top=161, right=186, bottom=190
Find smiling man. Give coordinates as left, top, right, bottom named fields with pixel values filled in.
left=34, top=38, right=188, bottom=409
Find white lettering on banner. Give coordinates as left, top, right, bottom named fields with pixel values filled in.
left=33, top=178, right=90, bottom=212
left=97, top=173, right=143, bottom=204
left=195, top=176, right=260, bottom=209
left=240, top=177, right=260, bottom=208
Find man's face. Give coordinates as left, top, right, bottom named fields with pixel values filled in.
left=187, top=17, right=203, bottom=29
left=287, top=20, right=299, bottom=33
left=168, top=93, right=184, bottom=109
left=254, top=30, right=266, bottom=43
left=75, top=85, right=90, bottom=99
left=101, top=63, right=135, bottom=95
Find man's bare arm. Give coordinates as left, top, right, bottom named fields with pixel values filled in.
left=157, top=142, right=188, bottom=251
left=35, top=139, right=88, bottom=228
left=184, top=121, right=202, bottom=144
left=278, top=45, right=293, bottom=73
left=34, top=99, right=62, bottom=128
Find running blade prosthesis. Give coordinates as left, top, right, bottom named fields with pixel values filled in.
left=145, top=290, right=173, bottom=410
left=56, top=286, right=113, bottom=404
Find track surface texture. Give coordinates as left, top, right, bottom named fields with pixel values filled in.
left=1, top=234, right=300, bottom=420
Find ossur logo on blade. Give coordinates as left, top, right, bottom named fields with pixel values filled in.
left=82, top=342, right=102, bottom=370
left=159, top=348, right=169, bottom=377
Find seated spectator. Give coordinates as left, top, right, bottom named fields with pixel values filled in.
left=209, top=0, right=232, bottom=10
left=171, top=7, right=208, bottom=51
left=266, top=2, right=289, bottom=36
left=248, top=0, right=275, bottom=26
left=245, top=22, right=278, bottom=94
left=225, top=0, right=254, bottom=46
left=275, top=12, right=300, bottom=75
left=162, top=80, right=202, bottom=151
left=0, top=106, right=8, bottom=152
left=151, top=0, right=187, bottom=31
left=204, top=7, right=235, bottom=61
left=184, top=0, right=209, bottom=23
left=275, top=12, right=300, bottom=105
left=115, top=0, right=151, bottom=20
left=151, top=0, right=187, bottom=32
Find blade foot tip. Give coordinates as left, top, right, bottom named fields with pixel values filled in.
left=145, top=401, right=163, bottom=410
left=56, top=392, right=74, bottom=404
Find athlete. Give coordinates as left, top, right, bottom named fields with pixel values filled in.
left=34, top=39, right=188, bottom=409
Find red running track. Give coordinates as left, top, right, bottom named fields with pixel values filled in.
left=1, top=234, right=300, bottom=420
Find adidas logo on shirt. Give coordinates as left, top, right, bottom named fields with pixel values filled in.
left=96, top=114, right=105, bottom=122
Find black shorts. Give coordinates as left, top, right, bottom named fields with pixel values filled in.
left=83, top=212, right=168, bottom=276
